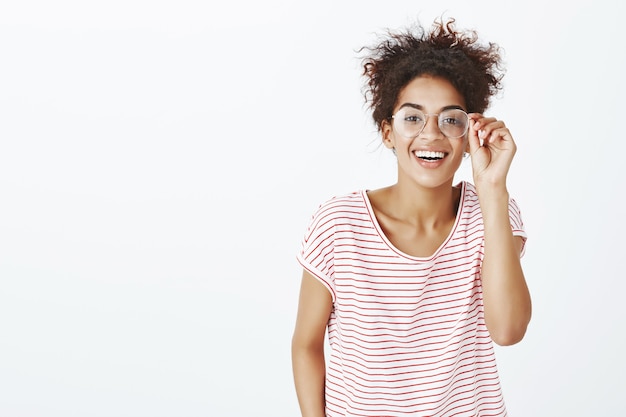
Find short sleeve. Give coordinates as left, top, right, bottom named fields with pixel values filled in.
left=508, top=198, right=527, bottom=257
left=296, top=202, right=337, bottom=301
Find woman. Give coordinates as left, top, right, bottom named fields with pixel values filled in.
left=292, top=17, right=531, bottom=417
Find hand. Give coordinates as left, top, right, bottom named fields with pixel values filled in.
left=467, top=113, right=517, bottom=190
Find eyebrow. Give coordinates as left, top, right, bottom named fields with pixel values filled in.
left=397, top=103, right=465, bottom=112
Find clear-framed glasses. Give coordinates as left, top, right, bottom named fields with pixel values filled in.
left=391, top=107, right=469, bottom=139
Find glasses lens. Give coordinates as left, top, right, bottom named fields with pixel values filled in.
left=438, top=109, right=468, bottom=138
left=394, top=108, right=425, bottom=138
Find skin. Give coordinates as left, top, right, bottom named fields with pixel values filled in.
left=291, top=270, right=331, bottom=417
left=291, top=75, right=532, bottom=417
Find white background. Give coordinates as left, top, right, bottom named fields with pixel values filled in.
left=1, top=1, right=625, bottom=416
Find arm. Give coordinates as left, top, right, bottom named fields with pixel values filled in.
left=292, top=270, right=333, bottom=417
left=477, top=192, right=531, bottom=346
left=468, top=114, right=532, bottom=346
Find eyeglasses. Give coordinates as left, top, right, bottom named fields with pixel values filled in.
left=391, top=107, right=469, bottom=139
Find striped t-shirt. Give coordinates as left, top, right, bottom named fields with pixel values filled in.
left=297, top=181, right=526, bottom=417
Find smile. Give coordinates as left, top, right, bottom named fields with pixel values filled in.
left=414, top=150, right=446, bottom=161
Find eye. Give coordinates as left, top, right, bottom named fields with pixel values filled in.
left=441, top=117, right=462, bottom=126
left=403, top=114, right=423, bottom=123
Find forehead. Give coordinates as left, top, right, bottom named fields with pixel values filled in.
left=396, top=76, right=466, bottom=110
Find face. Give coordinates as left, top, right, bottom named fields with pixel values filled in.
left=382, top=75, right=469, bottom=190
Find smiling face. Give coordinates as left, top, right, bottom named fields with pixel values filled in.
left=382, top=75, right=469, bottom=190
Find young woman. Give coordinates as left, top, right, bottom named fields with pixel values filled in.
left=292, top=17, right=532, bottom=417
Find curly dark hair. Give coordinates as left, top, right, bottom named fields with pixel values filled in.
left=361, top=17, right=505, bottom=132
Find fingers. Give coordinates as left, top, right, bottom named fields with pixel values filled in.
left=468, top=114, right=512, bottom=147
left=467, top=117, right=482, bottom=153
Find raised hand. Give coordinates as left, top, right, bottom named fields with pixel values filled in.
left=467, top=113, right=517, bottom=191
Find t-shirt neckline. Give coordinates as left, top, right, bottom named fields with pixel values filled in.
left=360, top=181, right=467, bottom=261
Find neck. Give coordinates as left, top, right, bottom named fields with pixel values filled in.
left=386, top=180, right=460, bottom=228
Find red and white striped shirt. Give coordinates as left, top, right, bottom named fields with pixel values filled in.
left=297, top=181, right=526, bottom=417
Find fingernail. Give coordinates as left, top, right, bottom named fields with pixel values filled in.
left=478, top=129, right=486, bottom=139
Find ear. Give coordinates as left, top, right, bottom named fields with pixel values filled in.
left=381, top=119, right=395, bottom=149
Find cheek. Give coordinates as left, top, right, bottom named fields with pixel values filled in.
left=461, top=136, right=470, bottom=153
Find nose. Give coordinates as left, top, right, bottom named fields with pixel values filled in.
left=420, top=114, right=444, bottom=139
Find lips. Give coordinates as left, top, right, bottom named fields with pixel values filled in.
left=413, top=150, right=446, bottom=161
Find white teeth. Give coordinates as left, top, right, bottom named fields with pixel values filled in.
left=414, top=150, right=445, bottom=160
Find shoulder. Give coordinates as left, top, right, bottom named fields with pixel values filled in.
left=302, top=190, right=369, bottom=241
left=306, top=190, right=367, bottom=223
left=311, top=190, right=366, bottom=217
left=458, top=181, right=526, bottom=227
left=459, top=181, right=522, bottom=209
left=458, top=181, right=481, bottom=215
left=460, top=180, right=478, bottom=200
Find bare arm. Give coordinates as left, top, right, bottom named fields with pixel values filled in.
left=468, top=114, right=532, bottom=346
left=478, top=192, right=531, bottom=346
left=291, top=270, right=333, bottom=417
